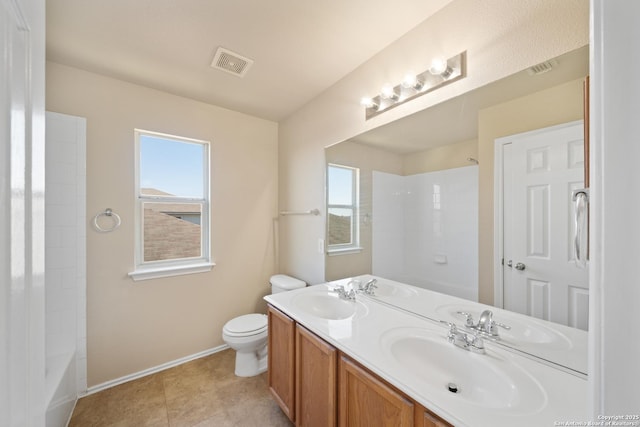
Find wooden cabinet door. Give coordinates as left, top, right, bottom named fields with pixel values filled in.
left=339, top=355, right=413, bottom=427
left=415, top=404, right=453, bottom=427
left=295, top=325, right=337, bottom=427
left=268, top=306, right=296, bottom=422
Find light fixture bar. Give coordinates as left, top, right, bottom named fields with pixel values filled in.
left=364, top=51, right=466, bottom=120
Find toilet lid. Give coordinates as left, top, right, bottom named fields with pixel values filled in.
left=224, top=313, right=267, bottom=336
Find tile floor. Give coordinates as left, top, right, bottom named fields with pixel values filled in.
left=69, top=349, right=293, bottom=427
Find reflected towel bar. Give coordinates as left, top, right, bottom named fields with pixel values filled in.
left=279, top=209, right=320, bottom=216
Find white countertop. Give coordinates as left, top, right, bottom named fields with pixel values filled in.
left=351, top=275, right=589, bottom=376
left=264, top=277, right=588, bottom=427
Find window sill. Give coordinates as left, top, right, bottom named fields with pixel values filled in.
left=327, top=247, right=363, bottom=256
left=128, top=262, right=215, bottom=281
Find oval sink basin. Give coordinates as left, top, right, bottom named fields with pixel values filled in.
left=292, top=291, right=366, bottom=320
left=380, top=327, right=547, bottom=413
left=372, top=279, right=419, bottom=298
left=436, top=304, right=573, bottom=351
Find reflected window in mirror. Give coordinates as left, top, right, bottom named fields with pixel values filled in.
left=327, top=164, right=361, bottom=254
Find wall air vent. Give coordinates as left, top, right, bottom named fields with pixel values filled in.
left=527, top=59, right=558, bottom=76
left=211, top=47, right=254, bottom=78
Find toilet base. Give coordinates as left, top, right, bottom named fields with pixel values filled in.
left=234, top=346, right=268, bottom=377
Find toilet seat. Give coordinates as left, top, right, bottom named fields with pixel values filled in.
left=223, top=313, right=267, bottom=338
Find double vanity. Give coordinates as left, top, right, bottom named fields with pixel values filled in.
left=264, top=275, right=587, bottom=426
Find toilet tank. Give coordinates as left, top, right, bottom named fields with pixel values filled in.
left=270, top=274, right=306, bottom=294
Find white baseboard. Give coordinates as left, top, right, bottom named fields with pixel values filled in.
left=85, top=344, right=230, bottom=396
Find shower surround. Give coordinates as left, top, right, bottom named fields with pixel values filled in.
left=372, top=166, right=478, bottom=301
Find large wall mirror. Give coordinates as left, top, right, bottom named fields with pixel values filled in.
left=325, top=45, right=589, bottom=372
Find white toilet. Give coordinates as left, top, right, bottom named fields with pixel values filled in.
left=222, top=274, right=306, bottom=377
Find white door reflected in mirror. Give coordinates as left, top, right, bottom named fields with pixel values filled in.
left=499, top=121, right=589, bottom=330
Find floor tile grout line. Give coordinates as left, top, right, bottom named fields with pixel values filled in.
left=161, top=374, right=171, bottom=427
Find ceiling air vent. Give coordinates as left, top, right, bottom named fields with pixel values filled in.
left=527, top=59, right=558, bottom=76
left=211, top=47, right=254, bottom=78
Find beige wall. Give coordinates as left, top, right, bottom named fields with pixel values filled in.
left=403, top=139, right=478, bottom=175
left=279, top=0, right=589, bottom=285
left=325, top=142, right=403, bottom=280
left=46, top=62, right=279, bottom=386
left=477, top=77, right=585, bottom=305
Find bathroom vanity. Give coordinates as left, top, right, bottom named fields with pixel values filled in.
left=264, top=276, right=587, bottom=427
left=268, top=305, right=449, bottom=426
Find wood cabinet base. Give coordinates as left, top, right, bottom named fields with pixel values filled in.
left=267, top=305, right=452, bottom=427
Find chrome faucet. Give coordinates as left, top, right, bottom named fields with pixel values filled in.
left=477, top=310, right=493, bottom=332
left=358, top=278, right=378, bottom=296
left=457, top=310, right=511, bottom=338
left=441, top=321, right=485, bottom=354
left=457, top=311, right=476, bottom=328
left=334, top=285, right=356, bottom=301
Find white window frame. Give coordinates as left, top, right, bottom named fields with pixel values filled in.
left=129, top=129, right=214, bottom=281
left=326, top=163, right=361, bottom=255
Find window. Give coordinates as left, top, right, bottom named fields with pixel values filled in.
left=129, top=130, right=212, bottom=280
left=326, top=163, right=360, bottom=254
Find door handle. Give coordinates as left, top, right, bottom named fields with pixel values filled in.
left=572, top=189, right=589, bottom=268
left=514, top=262, right=526, bottom=271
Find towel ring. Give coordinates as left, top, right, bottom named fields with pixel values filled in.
left=93, top=208, right=121, bottom=233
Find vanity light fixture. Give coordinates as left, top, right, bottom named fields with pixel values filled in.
left=362, top=51, right=466, bottom=120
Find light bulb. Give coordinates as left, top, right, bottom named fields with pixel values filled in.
left=401, top=73, right=424, bottom=90
left=429, top=58, right=453, bottom=78
left=429, top=58, right=448, bottom=75
left=402, top=74, right=416, bottom=88
left=380, top=84, right=399, bottom=101
left=360, top=97, right=378, bottom=110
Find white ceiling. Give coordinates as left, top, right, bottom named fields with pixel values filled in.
left=46, top=0, right=454, bottom=122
